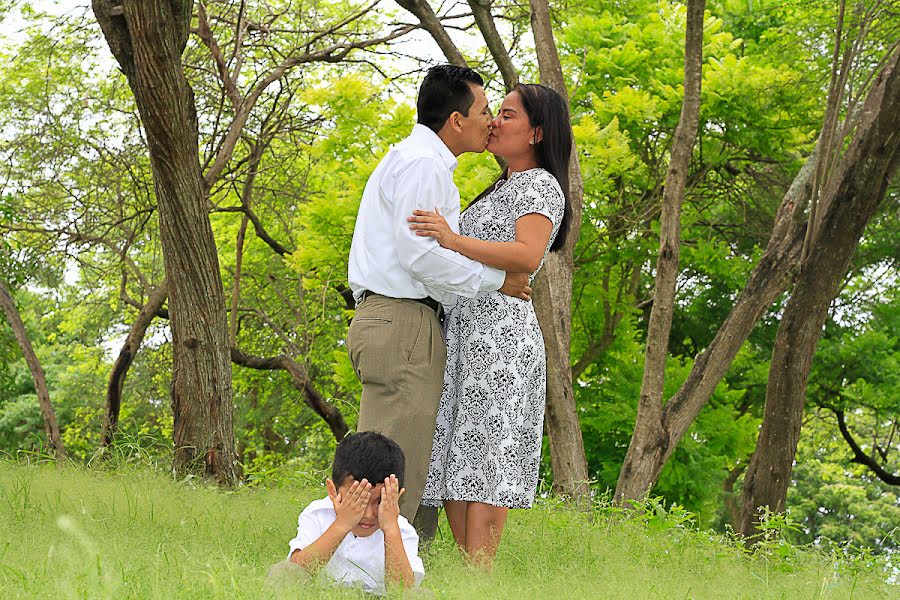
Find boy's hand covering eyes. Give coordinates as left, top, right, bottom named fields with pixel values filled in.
left=377, top=474, right=404, bottom=533
left=332, top=478, right=372, bottom=532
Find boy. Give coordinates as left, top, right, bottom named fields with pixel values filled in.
left=270, top=432, right=425, bottom=595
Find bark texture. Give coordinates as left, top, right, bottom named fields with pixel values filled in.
left=395, top=0, right=467, bottom=66
left=615, top=0, right=706, bottom=503
left=93, top=0, right=239, bottom=484
left=612, top=145, right=818, bottom=501
left=0, top=280, right=65, bottom=458
left=469, top=0, right=518, bottom=91
left=103, top=280, right=169, bottom=447
left=739, top=47, right=900, bottom=538
left=529, top=0, right=590, bottom=501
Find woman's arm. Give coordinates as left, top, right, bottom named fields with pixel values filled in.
left=408, top=210, right=552, bottom=273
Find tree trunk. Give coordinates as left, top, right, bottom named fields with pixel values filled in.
left=469, top=0, right=518, bottom=91
left=612, top=145, right=818, bottom=500
left=102, top=279, right=169, bottom=447
left=93, top=0, right=240, bottom=484
left=395, top=0, right=467, bottom=66
left=615, top=0, right=706, bottom=503
left=0, top=280, right=65, bottom=459
left=738, top=47, right=900, bottom=538
left=529, top=0, right=590, bottom=501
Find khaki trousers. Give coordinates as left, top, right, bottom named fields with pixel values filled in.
left=347, top=294, right=446, bottom=529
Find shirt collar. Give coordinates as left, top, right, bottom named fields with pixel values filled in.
left=411, top=123, right=458, bottom=171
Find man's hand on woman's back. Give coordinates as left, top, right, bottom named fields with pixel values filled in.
left=500, top=272, right=532, bottom=301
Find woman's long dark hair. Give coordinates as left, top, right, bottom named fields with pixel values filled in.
left=466, top=83, right=573, bottom=252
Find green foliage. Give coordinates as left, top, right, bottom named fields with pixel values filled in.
left=791, top=432, right=900, bottom=553
left=576, top=315, right=760, bottom=524
left=561, top=0, right=892, bottom=542
left=0, top=395, right=44, bottom=455
left=287, top=77, right=414, bottom=279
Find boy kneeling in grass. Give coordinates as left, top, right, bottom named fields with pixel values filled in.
left=269, top=432, right=425, bottom=595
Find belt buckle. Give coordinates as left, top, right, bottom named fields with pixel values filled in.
left=357, top=290, right=372, bottom=307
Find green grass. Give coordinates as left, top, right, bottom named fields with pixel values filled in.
left=0, top=461, right=894, bottom=599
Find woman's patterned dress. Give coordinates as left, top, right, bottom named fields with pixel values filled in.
left=421, top=168, right=564, bottom=509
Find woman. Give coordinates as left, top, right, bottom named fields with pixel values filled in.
left=408, top=83, right=572, bottom=566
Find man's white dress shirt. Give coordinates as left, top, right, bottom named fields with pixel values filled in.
left=287, top=498, right=425, bottom=595
left=348, top=124, right=505, bottom=307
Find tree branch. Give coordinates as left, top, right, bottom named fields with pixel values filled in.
left=230, top=347, right=349, bottom=441
left=195, top=2, right=242, bottom=109
left=468, top=0, right=518, bottom=91
left=0, top=279, right=65, bottom=459
left=834, top=410, right=900, bottom=485
left=103, top=279, right=169, bottom=447
left=121, top=288, right=170, bottom=320
left=395, top=0, right=467, bottom=65
left=203, top=22, right=416, bottom=188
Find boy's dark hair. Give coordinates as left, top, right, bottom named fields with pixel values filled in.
left=332, top=432, right=406, bottom=489
left=417, top=65, right=484, bottom=133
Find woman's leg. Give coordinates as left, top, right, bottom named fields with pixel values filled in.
left=442, top=500, right=468, bottom=548
left=463, top=502, right=509, bottom=568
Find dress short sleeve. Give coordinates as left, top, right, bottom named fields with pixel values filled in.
left=512, top=169, right=565, bottom=228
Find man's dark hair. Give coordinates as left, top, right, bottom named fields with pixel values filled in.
left=417, top=65, right=484, bottom=133
left=331, top=431, right=406, bottom=489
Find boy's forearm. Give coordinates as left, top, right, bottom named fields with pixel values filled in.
left=290, top=522, right=348, bottom=570
left=382, top=526, right=415, bottom=588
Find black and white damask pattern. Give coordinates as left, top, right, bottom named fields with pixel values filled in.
left=421, top=168, right=564, bottom=509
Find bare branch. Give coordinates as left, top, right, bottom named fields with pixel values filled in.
left=230, top=347, right=349, bottom=441
left=468, top=0, right=518, bottom=91
left=195, top=2, right=242, bottom=109
left=203, top=22, right=416, bottom=188
left=395, top=0, right=467, bottom=65
left=834, top=410, right=900, bottom=485
left=0, top=280, right=66, bottom=459
left=103, top=279, right=169, bottom=447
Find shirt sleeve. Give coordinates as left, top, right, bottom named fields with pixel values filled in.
left=390, top=157, right=505, bottom=297
left=399, top=519, right=426, bottom=586
left=286, top=504, right=327, bottom=560
left=513, top=171, right=565, bottom=226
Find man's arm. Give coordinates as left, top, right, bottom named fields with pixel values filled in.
left=391, top=159, right=506, bottom=297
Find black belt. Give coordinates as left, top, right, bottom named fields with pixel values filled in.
left=359, top=290, right=441, bottom=314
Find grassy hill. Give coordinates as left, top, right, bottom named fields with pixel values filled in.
left=0, top=461, right=893, bottom=599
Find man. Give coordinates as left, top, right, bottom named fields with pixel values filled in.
left=346, top=65, right=531, bottom=536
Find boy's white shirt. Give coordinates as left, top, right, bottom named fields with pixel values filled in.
left=287, top=497, right=425, bottom=595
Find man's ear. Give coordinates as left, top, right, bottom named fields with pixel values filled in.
left=326, top=478, right=338, bottom=500
left=448, top=111, right=463, bottom=133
